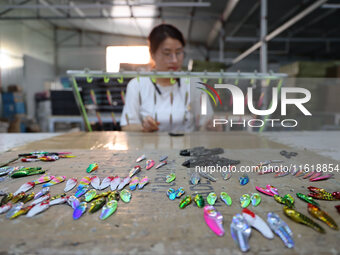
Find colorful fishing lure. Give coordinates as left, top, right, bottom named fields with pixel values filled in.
left=89, top=197, right=106, bottom=213
left=34, top=187, right=50, bottom=199
left=308, top=186, right=335, bottom=200
left=30, top=194, right=50, bottom=206
left=51, top=193, right=66, bottom=200
left=110, top=176, right=121, bottom=191
left=138, top=176, right=149, bottom=189
left=79, top=176, right=91, bottom=186
left=1, top=193, right=13, bottom=206
left=194, top=194, right=205, bottom=208
left=22, top=192, right=35, bottom=203
left=190, top=172, right=200, bottom=185
left=307, top=203, right=338, bottom=230
left=75, top=186, right=89, bottom=198
left=242, top=208, right=274, bottom=239
left=86, top=163, right=98, bottom=173
left=251, top=193, right=261, bottom=207
left=99, top=176, right=114, bottom=190
left=108, top=191, right=119, bottom=201
left=267, top=212, right=294, bottom=248
left=100, top=200, right=118, bottom=220
left=11, top=168, right=45, bottom=178
left=239, top=174, right=249, bottom=185
left=266, top=185, right=279, bottom=195
left=230, top=214, right=252, bottom=252
left=0, top=203, right=12, bottom=214
left=155, top=161, right=167, bottom=169
left=256, top=186, right=275, bottom=196
left=6, top=202, right=24, bottom=219
left=129, top=177, right=139, bottom=191
left=146, top=159, right=155, bottom=170
left=42, top=176, right=66, bottom=187
left=12, top=192, right=26, bottom=203
left=207, top=192, right=217, bottom=206
left=27, top=201, right=49, bottom=217
left=68, top=196, right=80, bottom=209
left=167, top=188, right=176, bottom=200
left=274, top=194, right=295, bottom=208
left=220, top=192, right=232, bottom=206
left=166, top=173, right=176, bottom=183
left=179, top=195, right=192, bottom=209
left=73, top=202, right=87, bottom=220
left=283, top=206, right=325, bottom=233
left=118, top=176, right=130, bottom=190
left=129, top=166, right=141, bottom=178
left=14, top=182, right=35, bottom=195
left=159, top=155, right=168, bottom=162
left=136, top=154, right=146, bottom=163
left=64, top=178, right=77, bottom=192
left=85, top=189, right=97, bottom=202
left=204, top=205, right=224, bottom=236
left=120, top=189, right=131, bottom=203
left=221, top=171, right=232, bottom=180
left=240, top=194, right=251, bottom=208
left=296, top=193, right=319, bottom=207
left=49, top=196, right=68, bottom=206
left=175, top=187, right=185, bottom=198
left=310, top=174, right=334, bottom=182
left=33, top=175, right=55, bottom=185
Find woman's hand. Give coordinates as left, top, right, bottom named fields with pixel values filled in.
left=142, top=116, right=160, bottom=132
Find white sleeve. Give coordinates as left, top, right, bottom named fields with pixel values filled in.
left=120, top=78, right=142, bottom=126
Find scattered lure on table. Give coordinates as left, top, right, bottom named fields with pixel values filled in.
left=190, top=172, right=200, bottom=185
left=86, top=163, right=98, bottom=173
left=129, top=166, right=141, bottom=178
left=64, top=178, right=77, bottom=192
left=256, top=186, right=275, bottom=197
left=303, top=171, right=315, bottom=179
left=42, top=176, right=66, bottom=188
left=283, top=206, right=325, bottom=233
left=129, top=177, right=139, bottom=191
left=221, top=171, right=232, bottom=180
left=308, top=172, right=322, bottom=180
left=110, top=176, right=121, bottom=191
left=33, top=175, right=55, bottom=185
left=240, top=194, right=251, bottom=208
left=12, top=192, right=26, bottom=203
left=49, top=196, right=67, bottom=206
left=167, top=188, right=176, bottom=200
left=239, top=174, right=249, bottom=185
left=89, top=197, right=106, bottom=213
left=120, top=189, right=131, bottom=203
left=296, top=193, right=319, bottom=207
left=108, top=191, right=119, bottom=201
left=27, top=201, right=49, bottom=218
left=274, top=194, right=295, bottom=208
left=10, top=205, right=33, bottom=219
left=100, top=176, right=114, bottom=190
left=266, top=185, right=279, bottom=195
left=11, top=168, right=45, bottom=178
left=34, top=187, right=50, bottom=199
left=90, top=176, right=101, bottom=190
left=207, top=192, right=217, bottom=206
left=51, top=193, right=66, bottom=201
left=166, top=173, right=176, bottom=183
left=138, top=176, right=149, bottom=189
left=308, top=186, right=335, bottom=200
left=0, top=203, right=12, bottom=214
left=204, top=205, right=224, bottom=236
left=274, top=171, right=290, bottom=178
left=79, top=176, right=91, bottom=187
left=68, top=196, right=80, bottom=209
left=118, top=176, right=130, bottom=191
left=267, top=212, right=294, bottom=248
left=22, top=192, right=35, bottom=203
left=30, top=194, right=50, bottom=206
left=242, top=208, right=274, bottom=239
left=307, top=203, right=338, bottom=230
left=199, top=172, right=216, bottom=182
left=175, top=187, right=185, bottom=198
left=146, top=160, right=155, bottom=170
left=6, top=202, right=24, bottom=219
left=1, top=193, right=13, bottom=206
left=73, top=202, right=87, bottom=220
left=159, top=155, right=168, bottom=162
left=179, top=195, right=192, bottom=209
left=136, top=154, right=146, bottom=163
left=85, top=189, right=97, bottom=202
left=220, top=192, right=232, bottom=206
left=100, top=200, right=118, bottom=220
left=14, top=182, right=35, bottom=196
left=310, top=174, right=334, bottom=182
left=251, top=193, right=261, bottom=207
left=75, top=186, right=89, bottom=198
left=194, top=194, right=205, bottom=208
left=155, top=161, right=167, bottom=169
left=230, top=214, right=252, bottom=252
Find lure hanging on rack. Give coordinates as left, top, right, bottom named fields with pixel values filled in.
left=90, top=89, right=97, bottom=105
left=121, top=90, right=125, bottom=105
left=257, top=92, right=265, bottom=108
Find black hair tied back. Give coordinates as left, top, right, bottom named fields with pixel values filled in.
left=148, top=24, right=185, bottom=55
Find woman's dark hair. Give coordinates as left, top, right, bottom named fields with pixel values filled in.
left=148, top=24, right=185, bottom=55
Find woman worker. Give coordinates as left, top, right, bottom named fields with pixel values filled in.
left=120, top=24, right=213, bottom=132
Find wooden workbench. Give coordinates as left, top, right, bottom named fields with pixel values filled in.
left=0, top=132, right=339, bottom=255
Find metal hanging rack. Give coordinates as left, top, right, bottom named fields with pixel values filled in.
left=67, top=69, right=288, bottom=132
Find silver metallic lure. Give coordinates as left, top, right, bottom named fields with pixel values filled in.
left=267, top=212, right=294, bottom=248
left=230, top=214, right=252, bottom=252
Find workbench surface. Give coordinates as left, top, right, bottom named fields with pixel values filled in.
left=0, top=132, right=339, bottom=255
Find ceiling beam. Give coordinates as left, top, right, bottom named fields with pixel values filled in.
left=206, top=0, right=239, bottom=47
left=232, top=0, right=327, bottom=65
left=0, top=0, right=32, bottom=16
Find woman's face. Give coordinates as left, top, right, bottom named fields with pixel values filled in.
left=151, top=37, right=184, bottom=71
